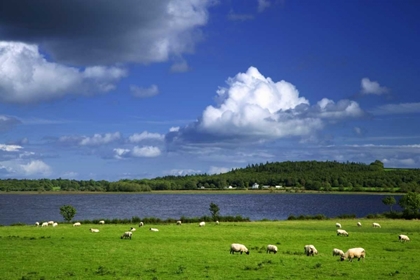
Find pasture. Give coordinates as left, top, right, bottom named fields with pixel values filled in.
left=0, top=220, right=419, bottom=279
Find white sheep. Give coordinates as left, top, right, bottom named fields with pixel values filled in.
left=73, top=222, right=81, bottom=227
left=130, top=227, right=136, bottom=232
left=90, top=228, right=100, bottom=233
left=399, top=234, right=410, bottom=242
left=35, top=222, right=40, bottom=227
left=266, top=244, right=278, bottom=254
left=41, top=222, right=48, bottom=227
left=357, top=222, right=362, bottom=227
left=99, top=220, right=105, bottom=225
left=150, top=228, right=159, bottom=232
left=304, top=245, right=318, bottom=256
left=199, top=221, right=205, bottom=227
left=121, top=231, right=132, bottom=239
left=336, top=223, right=342, bottom=228
left=230, top=243, right=249, bottom=255
left=332, top=248, right=345, bottom=257
left=48, top=221, right=54, bottom=226
left=216, top=220, right=219, bottom=225
left=52, top=222, right=58, bottom=227
left=341, top=247, right=365, bottom=261
left=372, top=222, right=381, bottom=228
left=139, top=222, right=144, bottom=227
left=176, top=220, right=182, bottom=225
left=337, top=229, right=349, bottom=237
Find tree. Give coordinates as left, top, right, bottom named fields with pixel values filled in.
left=399, top=192, right=420, bottom=215
left=382, top=196, right=396, bottom=212
left=60, top=205, right=77, bottom=222
left=209, top=202, right=220, bottom=221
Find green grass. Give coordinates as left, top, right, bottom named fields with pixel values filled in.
left=0, top=220, right=418, bottom=279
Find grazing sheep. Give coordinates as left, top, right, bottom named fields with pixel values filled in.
left=90, top=228, right=100, bottom=233
left=341, top=248, right=365, bottom=262
left=336, top=223, right=342, bottom=228
left=230, top=243, right=249, bottom=255
left=216, top=220, right=219, bottom=225
left=332, top=248, right=345, bottom=257
left=199, top=221, right=205, bottom=227
left=357, top=222, right=362, bottom=227
left=73, top=222, right=81, bottom=227
left=372, top=222, right=381, bottom=228
left=99, top=220, right=105, bottom=225
left=35, top=222, right=40, bottom=227
left=41, top=222, right=48, bottom=227
left=121, top=231, right=132, bottom=239
left=337, top=229, right=349, bottom=237
left=176, top=220, right=182, bottom=225
left=304, top=245, right=318, bottom=256
left=52, top=222, right=58, bottom=227
left=399, top=234, right=410, bottom=242
left=139, top=222, right=144, bottom=227
left=130, top=227, right=136, bottom=232
left=266, top=244, right=278, bottom=254
left=48, top=221, right=54, bottom=226
left=150, top=228, right=159, bottom=232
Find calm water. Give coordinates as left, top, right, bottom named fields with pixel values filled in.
left=0, top=193, right=402, bottom=225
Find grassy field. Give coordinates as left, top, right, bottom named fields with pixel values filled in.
left=0, top=220, right=418, bottom=279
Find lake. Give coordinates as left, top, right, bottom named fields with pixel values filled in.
left=0, top=193, right=402, bottom=225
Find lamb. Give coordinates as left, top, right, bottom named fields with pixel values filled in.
left=73, top=222, right=81, bottom=227
left=336, top=223, right=342, bottom=228
left=48, top=221, right=54, bottom=226
left=337, top=229, right=349, bottom=237
left=341, top=247, right=365, bottom=261
left=90, top=228, right=100, bottom=233
left=398, top=234, right=410, bottom=242
left=121, top=231, right=132, bottom=239
left=150, top=228, right=159, bottom=232
left=357, top=222, right=362, bottom=227
left=130, top=227, right=136, bottom=232
left=139, top=222, right=144, bottom=227
left=332, top=248, right=345, bottom=257
left=176, top=220, right=182, bottom=225
left=304, top=245, right=318, bottom=256
left=372, top=222, right=381, bottom=228
left=52, top=222, right=58, bottom=227
left=266, top=244, right=278, bottom=254
left=230, top=243, right=249, bottom=255
left=215, top=220, right=219, bottom=225
left=199, top=221, right=206, bottom=227
left=99, top=220, right=105, bottom=225
left=35, top=222, right=40, bottom=227
left=41, top=222, right=48, bottom=227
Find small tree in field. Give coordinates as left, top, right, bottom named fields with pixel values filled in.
left=60, top=205, right=77, bottom=222
left=382, top=196, right=396, bottom=212
left=209, top=202, right=220, bottom=221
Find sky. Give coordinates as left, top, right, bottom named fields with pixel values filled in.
left=0, top=0, right=419, bottom=181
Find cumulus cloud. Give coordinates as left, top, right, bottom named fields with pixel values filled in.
left=0, top=1, right=211, bottom=66
left=257, top=0, right=271, bottom=12
left=170, top=59, right=190, bottom=73
left=167, top=66, right=364, bottom=144
left=360, top=78, right=389, bottom=95
left=114, top=146, right=162, bottom=158
left=0, top=42, right=127, bottom=104
left=168, top=168, right=202, bottom=176
left=369, top=102, right=420, bottom=116
left=130, top=85, right=160, bottom=98
left=59, top=132, right=121, bottom=146
left=128, top=132, right=165, bottom=143
left=208, top=166, right=230, bottom=174
left=0, top=144, right=22, bottom=152
left=20, top=160, right=52, bottom=176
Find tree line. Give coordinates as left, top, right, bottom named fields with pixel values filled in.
left=1, top=160, right=419, bottom=193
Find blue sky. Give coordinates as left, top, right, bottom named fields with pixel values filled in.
left=0, top=0, right=419, bottom=181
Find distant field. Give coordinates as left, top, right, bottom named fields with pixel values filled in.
left=0, top=220, right=418, bottom=279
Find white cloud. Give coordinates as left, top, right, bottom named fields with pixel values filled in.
left=168, top=168, right=202, bottom=176
left=80, top=132, right=121, bottom=146
left=0, top=42, right=127, bottom=104
left=0, top=144, right=22, bottom=152
left=369, top=102, right=420, bottom=115
left=257, top=0, right=271, bottom=12
left=171, top=59, right=190, bottom=73
left=128, top=132, right=165, bottom=143
left=113, top=148, right=130, bottom=159
left=0, top=115, right=21, bottom=131
left=227, top=11, right=254, bottom=21
left=132, top=146, right=162, bottom=157
left=208, top=166, right=230, bottom=174
left=130, top=85, right=159, bottom=98
left=20, top=160, right=52, bottom=176
left=360, top=78, right=389, bottom=95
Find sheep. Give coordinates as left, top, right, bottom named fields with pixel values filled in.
left=216, top=220, right=219, bottom=225
left=90, top=228, right=100, bottom=233
left=139, top=222, right=144, bottom=227
left=41, top=222, right=48, bottom=227
left=266, top=244, right=278, bottom=254
left=130, top=227, right=136, bottom=232
left=357, top=222, right=362, bottom=227
left=199, top=221, right=205, bottom=227
left=336, top=223, right=342, bottom=228
left=150, top=228, right=159, bottom=232
left=332, top=248, right=345, bottom=257
left=230, top=243, right=249, bottom=255
left=399, top=234, right=410, bottom=242
left=73, top=222, right=81, bottom=227
left=48, top=221, right=54, bottom=226
left=52, top=222, right=58, bottom=227
left=99, top=220, right=105, bottom=225
left=304, top=245, right=318, bottom=256
left=341, top=248, right=365, bottom=262
left=337, top=229, right=349, bottom=237
left=121, top=231, right=132, bottom=239
left=176, top=220, right=182, bottom=225
left=372, top=222, right=381, bottom=228
left=35, top=222, right=40, bottom=227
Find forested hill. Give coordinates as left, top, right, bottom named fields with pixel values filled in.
left=0, top=160, right=419, bottom=193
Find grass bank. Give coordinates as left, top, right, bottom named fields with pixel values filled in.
left=0, top=220, right=418, bottom=279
